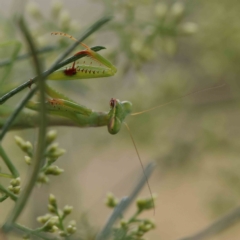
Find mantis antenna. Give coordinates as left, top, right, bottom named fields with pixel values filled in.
left=51, top=32, right=90, bottom=50
left=131, top=84, right=226, bottom=116
left=124, top=122, right=155, bottom=215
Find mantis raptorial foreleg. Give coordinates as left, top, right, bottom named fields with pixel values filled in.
left=48, top=32, right=117, bottom=80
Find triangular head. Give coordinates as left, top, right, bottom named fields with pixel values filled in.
left=108, top=98, right=132, bottom=135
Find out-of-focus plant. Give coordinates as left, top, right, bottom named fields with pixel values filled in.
left=14, top=130, right=65, bottom=184
left=95, top=0, right=197, bottom=75
left=105, top=193, right=156, bottom=240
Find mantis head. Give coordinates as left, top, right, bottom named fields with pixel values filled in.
left=108, top=98, right=132, bottom=135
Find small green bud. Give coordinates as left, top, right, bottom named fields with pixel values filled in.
left=105, top=193, right=118, bottom=208
left=145, top=223, right=154, bottom=231
left=48, top=204, right=56, bottom=213
left=136, top=195, right=156, bottom=211
left=180, top=22, right=198, bottom=35
left=170, top=2, right=185, bottom=22
left=48, top=148, right=66, bottom=159
left=155, top=3, right=168, bottom=19
left=8, top=185, right=13, bottom=192
left=37, top=173, right=49, bottom=183
left=14, top=136, right=26, bottom=149
left=25, top=141, right=33, bottom=152
left=43, top=216, right=59, bottom=232
left=63, top=205, right=73, bottom=215
left=59, top=10, right=70, bottom=30
left=66, top=225, right=76, bottom=234
left=49, top=194, right=57, bottom=206
left=120, top=220, right=128, bottom=229
left=26, top=2, right=42, bottom=19
left=10, top=177, right=21, bottom=187
left=48, top=225, right=58, bottom=233
left=47, top=143, right=59, bottom=154
left=51, top=1, right=63, bottom=18
left=37, top=214, right=52, bottom=224
left=143, top=219, right=155, bottom=229
left=46, top=130, right=57, bottom=145
left=68, top=220, right=76, bottom=227
left=45, top=165, right=64, bottom=175
left=138, top=223, right=146, bottom=232
left=136, top=231, right=144, bottom=237
left=24, top=156, right=32, bottom=165
left=12, top=186, right=21, bottom=194
left=44, top=216, right=59, bottom=229
left=15, top=136, right=33, bottom=155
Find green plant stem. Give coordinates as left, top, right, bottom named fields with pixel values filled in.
left=14, top=223, right=55, bottom=240
left=0, top=145, right=19, bottom=178
left=0, top=173, right=14, bottom=179
left=0, top=184, right=18, bottom=201
left=0, top=45, right=58, bottom=68
left=54, top=205, right=65, bottom=232
left=0, top=194, right=9, bottom=202
left=2, top=16, right=47, bottom=232
left=128, top=209, right=142, bottom=224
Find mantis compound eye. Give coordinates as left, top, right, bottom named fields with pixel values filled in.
left=110, top=98, right=117, bottom=108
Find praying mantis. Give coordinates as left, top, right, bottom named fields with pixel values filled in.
left=27, top=32, right=131, bottom=135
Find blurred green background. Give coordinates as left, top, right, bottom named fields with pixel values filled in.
left=1, top=0, right=240, bottom=239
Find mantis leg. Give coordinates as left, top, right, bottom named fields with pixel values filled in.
left=26, top=84, right=92, bottom=116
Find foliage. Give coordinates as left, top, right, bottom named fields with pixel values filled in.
left=1, top=0, right=240, bottom=240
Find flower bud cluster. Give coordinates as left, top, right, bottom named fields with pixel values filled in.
left=136, top=194, right=157, bottom=211
left=37, top=130, right=65, bottom=184
left=26, top=2, right=42, bottom=20
left=14, top=136, right=33, bottom=165
left=107, top=193, right=157, bottom=240
left=135, top=219, right=155, bottom=237
left=8, top=177, right=21, bottom=195
left=37, top=194, right=76, bottom=237
left=105, top=192, right=119, bottom=208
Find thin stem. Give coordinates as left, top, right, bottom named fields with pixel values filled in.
left=14, top=223, right=56, bottom=240
left=0, top=195, right=9, bottom=202
left=0, top=86, right=37, bottom=142
left=0, top=184, right=18, bottom=201
left=0, top=173, right=14, bottom=179
left=128, top=209, right=142, bottom=223
left=53, top=204, right=65, bottom=232
left=0, top=145, right=19, bottom=178
left=0, top=45, right=58, bottom=68
left=2, top=16, right=47, bottom=231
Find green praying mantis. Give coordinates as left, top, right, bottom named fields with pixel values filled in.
left=27, top=32, right=130, bottom=135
